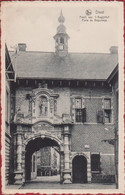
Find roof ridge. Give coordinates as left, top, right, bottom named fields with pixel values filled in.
left=69, top=52, right=111, bottom=55
left=9, top=50, right=112, bottom=55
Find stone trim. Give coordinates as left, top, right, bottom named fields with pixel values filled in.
left=70, top=96, right=111, bottom=99
left=100, top=153, right=115, bottom=156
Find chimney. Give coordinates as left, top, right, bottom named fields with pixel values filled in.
left=109, top=46, right=118, bottom=54
left=18, top=43, right=27, bottom=51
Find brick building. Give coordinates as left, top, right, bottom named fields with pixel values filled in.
left=7, top=11, right=118, bottom=185
left=107, top=65, right=118, bottom=187
left=37, top=147, right=60, bottom=177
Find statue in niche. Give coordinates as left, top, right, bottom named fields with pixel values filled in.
left=39, top=96, right=48, bottom=116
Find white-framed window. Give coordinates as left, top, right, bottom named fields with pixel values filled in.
left=75, top=98, right=86, bottom=123
left=97, top=98, right=112, bottom=123
left=104, top=98, right=111, bottom=123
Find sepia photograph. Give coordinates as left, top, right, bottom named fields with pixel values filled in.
left=1, top=1, right=124, bottom=194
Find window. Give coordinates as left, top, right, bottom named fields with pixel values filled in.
left=39, top=96, right=48, bottom=116
left=91, top=154, right=100, bottom=172
left=75, top=98, right=82, bottom=109
left=104, top=110, right=111, bottom=123
left=104, top=98, right=111, bottom=109
left=75, top=98, right=86, bottom=123
left=97, top=110, right=104, bottom=123
left=97, top=98, right=111, bottom=123
left=104, top=98, right=111, bottom=123
left=60, top=37, right=64, bottom=44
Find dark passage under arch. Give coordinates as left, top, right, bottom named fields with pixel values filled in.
left=25, top=137, right=60, bottom=181
left=72, top=155, right=87, bottom=183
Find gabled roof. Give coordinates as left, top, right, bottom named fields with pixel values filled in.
left=5, top=44, right=15, bottom=81
left=9, top=51, right=118, bottom=80
left=107, top=64, right=118, bottom=83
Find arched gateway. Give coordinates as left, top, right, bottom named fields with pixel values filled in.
left=24, top=134, right=62, bottom=181
left=13, top=120, right=73, bottom=185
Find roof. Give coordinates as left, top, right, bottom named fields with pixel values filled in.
left=107, top=64, right=118, bottom=83
left=5, top=44, right=15, bottom=81
left=9, top=51, right=118, bottom=80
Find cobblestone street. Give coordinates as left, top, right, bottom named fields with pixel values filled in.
left=20, top=175, right=116, bottom=189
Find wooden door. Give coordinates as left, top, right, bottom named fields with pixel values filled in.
left=72, top=155, right=87, bottom=183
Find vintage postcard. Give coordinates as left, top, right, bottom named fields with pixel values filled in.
left=1, top=1, right=124, bottom=194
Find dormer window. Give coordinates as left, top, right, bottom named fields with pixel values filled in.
left=39, top=96, right=48, bottom=117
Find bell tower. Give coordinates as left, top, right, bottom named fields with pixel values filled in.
left=53, top=11, right=70, bottom=57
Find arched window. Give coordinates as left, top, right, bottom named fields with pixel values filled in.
left=39, top=96, right=48, bottom=116
left=60, top=37, right=64, bottom=44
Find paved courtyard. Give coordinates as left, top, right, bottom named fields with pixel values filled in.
left=20, top=175, right=116, bottom=189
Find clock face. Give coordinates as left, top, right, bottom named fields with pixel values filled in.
left=59, top=45, right=63, bottom=50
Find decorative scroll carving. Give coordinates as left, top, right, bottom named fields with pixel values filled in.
left=62, top=114, right=73, bottom=123
left=33, top=122, right=53, bottom=131
left=24, top=132, right=31, bottom=140
left=54, top=99, right=57, bottom=114
left=14, top=108, right=24, bottom=123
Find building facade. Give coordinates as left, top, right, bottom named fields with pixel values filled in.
left=7, top=12, right=118, bottom=185
left=107, top=65, right=118, bottom=187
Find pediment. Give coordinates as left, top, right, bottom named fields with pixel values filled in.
left=31, top=87, right=59, bottom=100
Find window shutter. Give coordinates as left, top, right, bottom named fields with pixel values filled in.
left=97, top=110, right=104, bottom=123
left=82, top=108, right=86, bottom=123
left=91, top=154, right=100, bottom=171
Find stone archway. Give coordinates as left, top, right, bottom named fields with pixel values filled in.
left=24, top=133, right=63, bottom=147
left=72, top=155, right=87, bottom=183
left=14, top=125, right=72, bottom=185
left=24, top=134, right=62, bottom=182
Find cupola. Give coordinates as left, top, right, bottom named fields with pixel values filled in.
left=53, top=11, right=70, bottom=57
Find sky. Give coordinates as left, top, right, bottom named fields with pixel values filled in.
left=2, top=2, right=120, bottom=53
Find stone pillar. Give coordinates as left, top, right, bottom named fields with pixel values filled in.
left=86, top=152, right=91, bottom=183
left=60, top=151, right=64, bottom=183
left=22, top=147, right=25, bottom=183
left=63, top=125, right=72, bottom=184
left=87, top=161, right=91, bottom=183
left=14, top=125, right=23, bottom=184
